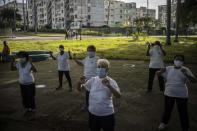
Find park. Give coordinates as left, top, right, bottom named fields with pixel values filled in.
left=0, top=0, right=197, bottom=131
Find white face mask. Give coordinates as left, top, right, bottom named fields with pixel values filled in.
left=174, top=60, right=183, bottom=67
left=19, top=58, right=26, bottom=63
left=59, top=48, right=64, bottom=52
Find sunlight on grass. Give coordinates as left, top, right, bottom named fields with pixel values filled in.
left=0, top=37, right=197, bottom=64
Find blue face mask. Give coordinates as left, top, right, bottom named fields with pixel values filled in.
left=96, top=68, right=107, bottom=78
left=87, top=51, right=95, bottom=58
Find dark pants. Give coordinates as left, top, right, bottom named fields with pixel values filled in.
left=0, top=53, right=9, bottom=62
left=148, top=68, right=165, bottom=91
left=86, top=91, right=90, bottom=108
left=162, top=96, right=189, bottom=131
left=20, top=83, right=36, bottom=109
left=89, top=113, right=115, bottom=131
left=58, top=71, right=72, bottom=88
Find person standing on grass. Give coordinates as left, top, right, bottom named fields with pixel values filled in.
left=0, top=41, right=10, bottom=62
left=73, top=45, right=99, bottom=110
left=157, top=55, right=196, bottom=131
left=11, top=51, right=37, bottom=114
left=50, top=45, right=73, bottom=91
left=146, top=41, right=166, bottom=92
left=77, top=59, right=121, bottom=131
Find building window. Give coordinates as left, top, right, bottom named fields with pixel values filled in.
left=88, top=15, right=91, bottom=19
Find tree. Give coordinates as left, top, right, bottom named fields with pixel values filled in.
left=180, top=0, right=197, bottom=31
left=22, top=0, right=26, bottom=31
left=166, top=0, right=171, bottom=45
left=174, top=0, right=181, bottom=42
left=0, top=7, right=21, bottom=29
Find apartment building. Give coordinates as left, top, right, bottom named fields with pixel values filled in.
left=136, top=6, right=156, bottom=19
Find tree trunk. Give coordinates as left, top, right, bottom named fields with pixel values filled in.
left=33, top=0, right=37, bottom=33
left=13, top=0, right=16, bottom=32
left=174, top=0, right=181, bottom=42
left=26, top=0, right=29, bottom=31
left=22, top=0, right=26, bottom=31
left=107, top=1, right=111, bottom=26
left=166, top=0, right=171, bottom=45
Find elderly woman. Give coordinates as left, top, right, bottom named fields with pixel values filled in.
left=157, top=55, right=196, bottom=131
left=77, top=59, right=121, bottom=131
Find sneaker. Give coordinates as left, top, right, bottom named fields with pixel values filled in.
left=56, top=86, right=62, bottom=90
left=158, top=123, right=167, bottom=130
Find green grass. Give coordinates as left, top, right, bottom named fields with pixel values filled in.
left=0, top=36, right=197, bottom=64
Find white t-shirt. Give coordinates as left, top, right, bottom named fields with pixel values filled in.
left=149, top=46, right=165, bottom=68
left=82, top=56, right=99, bottom=79
left=16, top=62, right=35, bottom=85
left=83, top=76, right=120, bottom=116
left=162, top=66, right=194, bottom=98
left=57, top=52, right=70, bottom=71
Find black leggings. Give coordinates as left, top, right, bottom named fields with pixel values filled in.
left=89, top=113, right=115, bottom=131
left=58, top=71, right=72, bottom=88
left=161, top=95, right=189, bottom=131
left=20, top=83, right=36, bottom=109
left=148, top=68, right=165, bottom=91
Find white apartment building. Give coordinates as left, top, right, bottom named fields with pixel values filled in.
left=136, top=7, right=156, bottom=19
left=28, top=0, right=105, bottom=30
left=123, top=2, right=137, bottom=26
left=70, top=0, right=105, bottom=29
left=104, top=0, right=125, bottom=27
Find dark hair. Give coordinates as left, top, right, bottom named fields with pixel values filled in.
left=155, top=41, right=161, bottom=46
left=17, top=51, right=29, bottom=61
left=3, top=41, right=7, bottom=45
left=59, top=45, right=64, bottom=49
left=87, top=45, right=96, bottom=51
left=174, top=55, right=185, bottom=62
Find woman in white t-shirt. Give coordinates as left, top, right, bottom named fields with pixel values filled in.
left=11, top=51, right=37, bottom=114
left=77, top=59, right=121, bottom=131
left=74, top=45, right=99, bottom=110
left=146, top=41, right=166, bottom=92
left=50, top=45, right=72, bottom=91
left=157, top=55, right=196, bottom=131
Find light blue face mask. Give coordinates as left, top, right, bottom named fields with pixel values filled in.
left=96, top=68, right=107, bottom=78
left=87, top=51, right=95, bottom=58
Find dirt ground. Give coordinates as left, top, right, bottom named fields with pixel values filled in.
left=0, top=60, right=197, bottom=131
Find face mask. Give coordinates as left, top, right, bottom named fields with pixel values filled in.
left=87, top=51, right=95, bottom=58
left=59, top=48, right=64, bottom=52
left=174, top=60, right=183, bottom=68
left=96, top=68, right=107, bottom=78
left=19, top=58, right=26, bottom=63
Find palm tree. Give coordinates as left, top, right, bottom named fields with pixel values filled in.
left=166, top=0, right=171, bottom=45
left=174, top=0, right=181, bottom=42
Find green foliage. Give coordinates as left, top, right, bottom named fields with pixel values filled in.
left=0, top=8, right=21, bottom=28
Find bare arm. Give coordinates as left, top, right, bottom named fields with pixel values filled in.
left=181, top=69, right=196, bottom=83
left=31, top=63, right=37, bottom=73
left=156, top=68, right=166, bottom=77
left=146, top=45, right=151, bottom=56
left=73, top=54, right=84, bottom=66
left=160, top=45, right=166, bottom=56
left=49, top=51, right=56, bottom=60
left=77, top=76, right=86, bottom=92
left=102, top=79, right=121, bottom=98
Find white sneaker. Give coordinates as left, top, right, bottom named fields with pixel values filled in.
left=158, top=123, right=167, bottom=130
